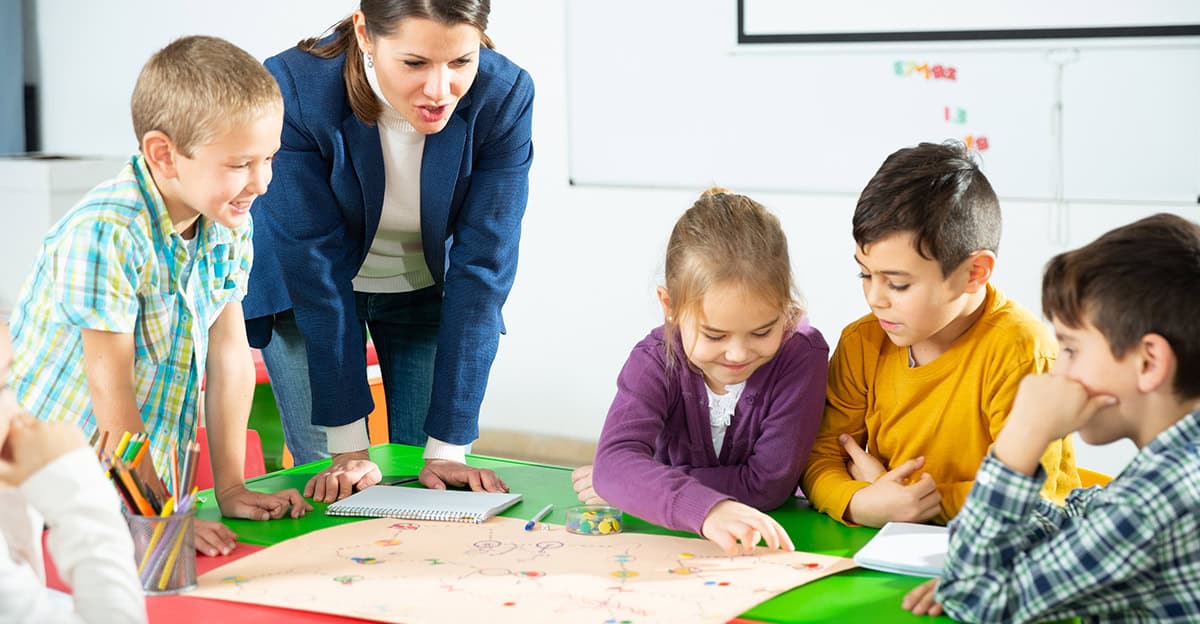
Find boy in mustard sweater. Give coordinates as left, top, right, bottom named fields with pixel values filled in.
left=801, top=141, right=1080, bottom=527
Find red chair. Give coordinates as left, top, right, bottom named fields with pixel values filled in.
left=194, top=426, right=268, bottom=491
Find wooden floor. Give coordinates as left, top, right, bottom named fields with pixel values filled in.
left=473, top=429, right=597, bottom=468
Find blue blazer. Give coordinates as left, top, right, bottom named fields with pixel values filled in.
left=244, top=45, right=534, bottom=444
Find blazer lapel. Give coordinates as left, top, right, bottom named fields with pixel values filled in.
left=342, top=114, right=385, bottom=259
left=420, top=113, right=467, bottom=281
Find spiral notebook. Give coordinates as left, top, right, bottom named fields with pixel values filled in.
left=852, top=521, right=948, bottom=578
left=325, top=485, right=523, bottom=523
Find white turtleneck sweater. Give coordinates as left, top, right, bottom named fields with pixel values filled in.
left=325, top=54, right=465, bottom=464
left=351, top=55, right=435, bottom=294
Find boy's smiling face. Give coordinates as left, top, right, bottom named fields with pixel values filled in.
left=855, top=231, right=982, bottom=358
left=151, top=105, right=283, bottom=235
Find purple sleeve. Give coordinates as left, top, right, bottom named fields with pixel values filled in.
left=592, top=341, right=731, bottom=535
left=682, top=330, right=829, bottom=510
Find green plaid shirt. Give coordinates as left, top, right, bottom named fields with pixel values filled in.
left=938, top=410, right=1200, bottom=623
left=10, top=154, right=252, bottom=479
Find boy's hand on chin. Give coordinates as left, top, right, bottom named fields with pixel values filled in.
left=996, top=374, right=1117, bottom=475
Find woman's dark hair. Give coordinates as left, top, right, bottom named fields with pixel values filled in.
left=301, top=0, right=493, bottom=125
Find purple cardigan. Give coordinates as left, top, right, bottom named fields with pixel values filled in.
left=593, top=321, right=829, bottom=535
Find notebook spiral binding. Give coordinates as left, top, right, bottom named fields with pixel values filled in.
left=325, top=507, right=484, bottom=523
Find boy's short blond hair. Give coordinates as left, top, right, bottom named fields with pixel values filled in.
left=131, top=35, right=281, bottom=157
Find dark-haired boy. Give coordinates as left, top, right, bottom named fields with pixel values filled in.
left=802, top=141, right=1080, bottom=527
left=904, top=213, right=1200, bottom=622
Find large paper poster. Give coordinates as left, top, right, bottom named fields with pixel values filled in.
left=192, top=516, right=855, bottom=623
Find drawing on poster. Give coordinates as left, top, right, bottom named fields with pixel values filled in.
left=191, top=516, right=856, bottom=623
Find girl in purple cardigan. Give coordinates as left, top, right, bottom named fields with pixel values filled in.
left=572, top=188, right=829, bottom=555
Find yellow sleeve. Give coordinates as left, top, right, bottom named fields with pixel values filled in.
left=801, top=326, right=870, bottom=525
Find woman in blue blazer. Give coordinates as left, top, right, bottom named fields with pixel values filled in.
left=244, top=0, right=533, bottom=501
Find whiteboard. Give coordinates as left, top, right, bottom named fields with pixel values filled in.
left=741, top=0, right=1200, bottom=42
left=565, top=0, right=1200, bottom=203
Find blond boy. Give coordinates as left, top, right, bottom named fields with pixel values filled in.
left=10, top=36, right=310, bottom=556
left=801, top=141, right=1080, bottom=527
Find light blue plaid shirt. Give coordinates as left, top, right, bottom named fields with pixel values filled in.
left=938, top=410, right=1200, bottom=623
left=9, top=154, right=252, bottom=478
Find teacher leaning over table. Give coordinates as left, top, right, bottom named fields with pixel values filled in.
left=243, top=0, right=534, bottom=502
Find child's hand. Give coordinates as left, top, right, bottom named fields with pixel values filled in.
left=0, top=414, right=87, bottom=486
left=839, top=434, right=886, bottom=482
left=844, top=457, right=941, bottom=527
left=217, top=484, right=312, bottom=520
left=700, top=500, right=795, bottom=556
left=570, top=464, right=609, bottom=505
left=995, top=374, right=1117, bottom=475
left=194, top=518, right=238, bottom=557
left=902, top=578, right=944, bottom=616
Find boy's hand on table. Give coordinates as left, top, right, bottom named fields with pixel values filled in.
left=839, top=434, right=886, bottom=483
left=217, top=483, right=311, bottom=519
left=902, top=578, right=945, bottom=617
left=194, top=519, right=238, bottom=557
left=0, top=414, right=86, bottom=486
left=570, top=464, right=609, bottom=505
left=844, top=457, right=941, bottom=527
left=701, top=500, right=795, bottom=556
left=304, top=450, right=382, bottom=502
left=420, top=459, right=508, bottom=493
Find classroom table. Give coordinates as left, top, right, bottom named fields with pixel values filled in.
left=151, top=444, right=952, bottom=623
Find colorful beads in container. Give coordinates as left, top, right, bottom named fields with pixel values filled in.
left=566, top=505, right=623, bottom=535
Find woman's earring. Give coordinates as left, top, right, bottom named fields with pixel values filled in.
left=366, top=53, right=374, bottom=69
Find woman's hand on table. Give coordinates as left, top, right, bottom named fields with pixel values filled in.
left=303, top=450, right=382, bottom=502
left=420, top=459, right=507, bottom=492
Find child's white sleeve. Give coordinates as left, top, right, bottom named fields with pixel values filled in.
left=8, top=447, right=146, bottom=624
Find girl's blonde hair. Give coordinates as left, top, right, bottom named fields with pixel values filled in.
left=662, top=187, right=805, bottom=368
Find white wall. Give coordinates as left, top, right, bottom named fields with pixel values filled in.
left=23, top=0, right=1197, bottom=476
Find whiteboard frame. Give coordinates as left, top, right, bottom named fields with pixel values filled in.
left=736, top=0, right=1200, bottom=44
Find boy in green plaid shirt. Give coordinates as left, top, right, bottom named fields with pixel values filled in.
left=9, top=36, right=310, bottom=557
left=904, top=213, right=1200, bottom=622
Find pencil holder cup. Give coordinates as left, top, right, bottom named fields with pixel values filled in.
left=566, top=505, right=623, bottom=536
left=127, top=509, right=197, bottom=595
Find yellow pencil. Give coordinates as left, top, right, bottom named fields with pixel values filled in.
left=136, top=497, right=175, bottom=575
left=157, top=515, right=193, bottom=590
left=114, top=431, right=132, bottom=457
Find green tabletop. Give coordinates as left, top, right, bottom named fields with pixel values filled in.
left=197, top=444, right=953, bottom=623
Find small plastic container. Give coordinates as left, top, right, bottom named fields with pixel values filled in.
left=565, top=505, right=623, bottom=535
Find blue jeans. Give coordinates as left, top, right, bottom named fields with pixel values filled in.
left=260, top=287, right=441, bottom=465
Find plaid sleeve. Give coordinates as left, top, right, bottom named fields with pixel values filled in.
left=47, top=217, right=139, bottom=333
left=937, top=454, right=1158, bottom=623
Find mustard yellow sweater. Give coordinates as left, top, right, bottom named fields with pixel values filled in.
left=801, top=284, right=1080, bottom=525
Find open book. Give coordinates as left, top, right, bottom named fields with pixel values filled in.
left=852, top=522, right=948, bottom=578
left=326, top=485, right=523, bottom=523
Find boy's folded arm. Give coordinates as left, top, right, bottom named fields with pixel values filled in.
left=682, top=346, right=829, bottom=510
left=936, top=456, right=1150, bottom=624
left=21, top=449, right=145, bottom=624
left=800, top=400, right=871, bottom=524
